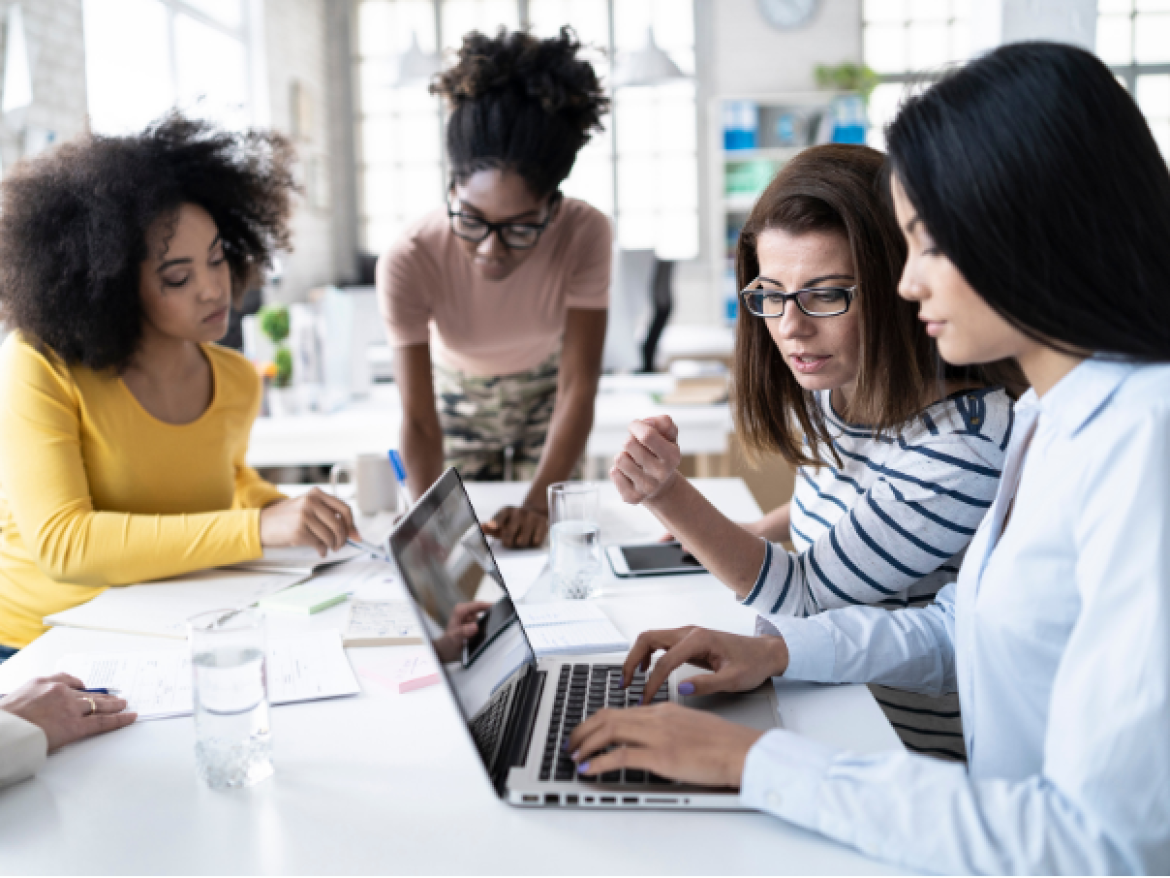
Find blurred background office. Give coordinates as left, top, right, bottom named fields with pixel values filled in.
left=0, top=0, right=1165, bottom=505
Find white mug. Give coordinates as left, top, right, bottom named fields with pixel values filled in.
left=330, top=453, right=399, bottom=517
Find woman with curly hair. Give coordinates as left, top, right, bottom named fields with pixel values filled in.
left=0, top=114, right=359, bottom=655
left=378, top=27, right=611, bottom=549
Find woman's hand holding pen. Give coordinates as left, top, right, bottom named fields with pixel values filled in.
left=259, top=488, right=359, bottom=557
left=0, top=673, right=136, bottom=752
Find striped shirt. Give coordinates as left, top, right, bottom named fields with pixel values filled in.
left=747, top=387, right=1013, bottom=759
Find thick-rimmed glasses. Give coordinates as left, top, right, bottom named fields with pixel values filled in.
left=447, top=191, right=562, bottom=250
left=740, top=279, right=857, bottom=318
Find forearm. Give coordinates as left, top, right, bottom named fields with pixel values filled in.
left=31, top=506, right=262, bottom=586
left=644, top=476, right=767, bottom=597
left=401, top=416, right=445, bottom=500
left=744, top=503, right=791, bottom=542
left=769, top=591, right=957, bottom=695
left=742, top=731, right=1132, bottom=874
left=523, top=384, right=595, bottom=513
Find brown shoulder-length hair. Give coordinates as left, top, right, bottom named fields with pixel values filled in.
left=733, top=143, right=1016, bottom=469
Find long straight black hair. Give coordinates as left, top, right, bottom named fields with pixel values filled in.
left=886, top=41, right=1170, bottom=361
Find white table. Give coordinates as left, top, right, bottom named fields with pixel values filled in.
left=247, top=375, right=732, bottom=469
left=0, top=480, right=902, bottom=875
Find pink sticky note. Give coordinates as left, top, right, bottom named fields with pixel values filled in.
left=399, top=671, right=440, bottom=693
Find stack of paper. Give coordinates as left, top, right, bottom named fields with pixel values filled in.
left=343, top=599, right=422, bottom=646
left=55, top=630, right=361, bottom=720
left=516, top=602, right=628, bottom=656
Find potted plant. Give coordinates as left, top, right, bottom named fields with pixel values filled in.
left=258, top=304, right=296, bottom=416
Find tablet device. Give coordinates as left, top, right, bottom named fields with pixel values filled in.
left=606, top=541, right=707, bottom=578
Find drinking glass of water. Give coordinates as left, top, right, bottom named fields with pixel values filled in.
left=188, top=608, right=273, bottom=789
left=548, top=482, right=602, bottom=600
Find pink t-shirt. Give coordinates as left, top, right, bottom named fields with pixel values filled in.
left=379, top=197, right=612, bottom=376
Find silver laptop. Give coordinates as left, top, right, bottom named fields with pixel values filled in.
left=389, top=468, right=782, bottom=810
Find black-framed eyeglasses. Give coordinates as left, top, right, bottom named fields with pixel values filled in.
left=447, top=191, right=562, bottom=250
left=740, top=278, right=857, bottom=318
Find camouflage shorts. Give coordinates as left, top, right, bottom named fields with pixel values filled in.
left=434, top=349, right=577, bottom=482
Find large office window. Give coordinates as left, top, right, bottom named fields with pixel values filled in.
left=861, top=0, right=971, bottom=149
left=354, top=0, right=699, bottom=260
left=83, top=0, right=257, bottom=135
left=1098, top=0, right=1170, bottom=159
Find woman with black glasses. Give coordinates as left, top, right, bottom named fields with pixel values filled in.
left=612, top=144, right=1019, bottom=758
left=378, top=28, right=611, bottom=549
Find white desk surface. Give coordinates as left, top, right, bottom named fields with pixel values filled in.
left=0, top=480, right=901, bottom=876
left=248, top=374, right=732, bottom=469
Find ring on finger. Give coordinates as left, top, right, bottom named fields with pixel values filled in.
left=82, top=696, right=96, bottom=716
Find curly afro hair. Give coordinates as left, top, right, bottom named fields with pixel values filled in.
left=432, top=27, right=609, bottom=197
left=0, top=113, right=297, bottom=372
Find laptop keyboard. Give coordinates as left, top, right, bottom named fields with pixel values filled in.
left=540, top=663, right=674, bottom=785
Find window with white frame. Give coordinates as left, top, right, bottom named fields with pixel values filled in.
left=1098, top=0, right=1170, bottom=159
left=83, top=0, right=257, bottom=135
left=861, top=0, right=971, bottom=149
left=354, top=0, right=699, bottom=261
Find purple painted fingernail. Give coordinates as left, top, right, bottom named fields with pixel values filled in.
left=678, top=681, right=695, bottom=696
left=571, top=750, right=580, bottom=762
left=619, top=676, right=626, bottom=687
left=577, top=761, right=591, bottom=774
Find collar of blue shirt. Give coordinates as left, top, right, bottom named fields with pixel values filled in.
left=1016, top=356, right=1137, bottom=438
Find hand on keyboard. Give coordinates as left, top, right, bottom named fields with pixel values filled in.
left=622, top=626, right=790, bottom=703
left=566, top=702, right=765, bottom=789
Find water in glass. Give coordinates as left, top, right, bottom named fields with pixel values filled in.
left=551, top=520, right=602, bottom=599
left=190, top=610, right=273, bottom=789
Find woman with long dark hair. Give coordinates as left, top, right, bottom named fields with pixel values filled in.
left=611, top=143, right=1016, bottom=758
left=569, top=43, right=1170, bottom=872
left=379, top=27, right=611, bottom=549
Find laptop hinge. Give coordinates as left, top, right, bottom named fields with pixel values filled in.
left=493, top=667, right=546, bottom=795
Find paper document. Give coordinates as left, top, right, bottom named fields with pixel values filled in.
left=516, top=602, right=628, bottom=656
left=43, top=570, right=307, bottom=639
left=56, top=630, right=361, bottom=720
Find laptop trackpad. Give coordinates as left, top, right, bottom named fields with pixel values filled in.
left=681, top=683, right=781, bottom=732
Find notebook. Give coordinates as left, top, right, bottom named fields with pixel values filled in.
left=343, top=599, right=423, bottom=647
left=516, top=602, right=629, bottom=656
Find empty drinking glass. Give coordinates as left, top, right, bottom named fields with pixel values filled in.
left=189, top=608, right=273, bottom=789
left=548, top=482, right=602, bottom=600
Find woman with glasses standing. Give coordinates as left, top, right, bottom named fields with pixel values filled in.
left=612, top=144, right=1019, bottom=759
left=378, top=28, right=611, bottom=549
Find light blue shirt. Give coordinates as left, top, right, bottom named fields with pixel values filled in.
left=741, top=359, right=1170, bottom=874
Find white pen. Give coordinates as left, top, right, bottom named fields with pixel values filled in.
left=347, top=537, right=391, bottom=561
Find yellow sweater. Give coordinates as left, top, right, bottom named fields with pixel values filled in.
left=0, top=334, right=284, bottom=648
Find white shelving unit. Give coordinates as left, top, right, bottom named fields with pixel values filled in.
left=707, top=92, right=844, bottom=323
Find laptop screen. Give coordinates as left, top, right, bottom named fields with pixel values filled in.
left=390, top=469, right=537, bottom=776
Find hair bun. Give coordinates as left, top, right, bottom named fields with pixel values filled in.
left=433, top=27, right=607, bottom=140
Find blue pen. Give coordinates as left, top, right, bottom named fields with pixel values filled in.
left=0, top=686, right=119, bottom=698
left=387, top=450, right=413, bottom=512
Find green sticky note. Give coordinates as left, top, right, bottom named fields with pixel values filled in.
left=258, top=582, right=350, bottom=615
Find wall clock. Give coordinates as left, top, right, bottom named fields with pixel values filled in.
left=757, top=0, right=820, bottom=30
